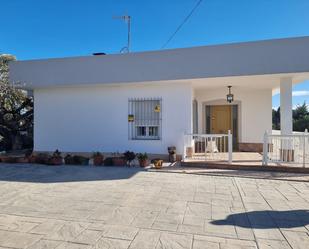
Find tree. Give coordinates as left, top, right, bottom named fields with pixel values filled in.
left=272, top=107, right=280, bottom=130
left=293, top=103, right=309, bottom=132
left=272, top=102, right=309, bottom=132
left=0, top=54, right=33, bottom=151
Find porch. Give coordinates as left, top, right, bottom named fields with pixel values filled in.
left=183, top=70, right=309, bottom=170
left=182, top=130, right=309, bottom=171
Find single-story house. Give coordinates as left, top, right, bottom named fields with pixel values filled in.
left=9, top=36, right=309, bottom=158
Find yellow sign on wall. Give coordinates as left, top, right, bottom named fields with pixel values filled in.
left=154, top=105, right=161, bottom=113
left=128, top=114, right=134, bottom=122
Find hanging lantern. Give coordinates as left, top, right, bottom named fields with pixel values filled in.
left=226, top=86, right=234, bottom=103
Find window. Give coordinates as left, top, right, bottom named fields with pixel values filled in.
left=128, top=98, right=162, bottom=140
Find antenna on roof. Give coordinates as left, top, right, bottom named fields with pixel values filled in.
left=113, top=15, right=131, bottom=53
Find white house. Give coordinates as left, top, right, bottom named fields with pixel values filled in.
left=9, top=36, right=309, bottom=158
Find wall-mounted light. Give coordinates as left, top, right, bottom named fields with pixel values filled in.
left=226, top=86, right=234, bottom=103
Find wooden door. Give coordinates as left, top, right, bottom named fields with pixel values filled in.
left=210, top=105, right=232, bottom=134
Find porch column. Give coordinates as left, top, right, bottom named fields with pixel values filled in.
left=280, top=77, right=293, bottom=135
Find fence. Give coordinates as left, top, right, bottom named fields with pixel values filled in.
left=183, top=131, right=233, bottom=163
left=263, top=129, right=309, bottom=167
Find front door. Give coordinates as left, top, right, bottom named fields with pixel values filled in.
left=210, top=105, right=232, bottom=134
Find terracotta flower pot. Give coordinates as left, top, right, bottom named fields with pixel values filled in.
left=28, top=155, right=37, bottom=163
left=0, top=156, right=17, bottom=163
left=48, top=157, right=63, bottom=165
left=16, top=157, right=29, bottom=163
left=139, top=159, right=149, bottom=167
left=112, top=157, right=126, bottom=166
left=93, top=156, right=104, bottom=166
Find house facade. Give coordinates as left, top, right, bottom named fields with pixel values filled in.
left=9, top=37, right=309, bottom=157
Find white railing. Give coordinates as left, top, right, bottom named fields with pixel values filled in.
left=183, top=130, right=233, bottom=163
left=263, top=129, right=309, bottom=167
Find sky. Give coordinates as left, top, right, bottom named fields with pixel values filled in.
left=1, top=0, right=309, bottom=108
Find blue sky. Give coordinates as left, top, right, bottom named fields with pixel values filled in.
left=1, top=0, right=309, bottom=108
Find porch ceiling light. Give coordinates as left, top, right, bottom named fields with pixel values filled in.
left=226, top=86, right=234, bottom=103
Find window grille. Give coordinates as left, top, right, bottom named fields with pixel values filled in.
left=128, top=98, right=162, bottom=140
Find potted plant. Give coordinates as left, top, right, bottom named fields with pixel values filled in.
left=16, top=156, right=29, bottom=163
left=93, top=152, right=104, bottom=166
left=137, top=153, right=149, bottom=167
left=103, top=157, right=114, bottom=166
left=47, top=149, right=63, bottom=165
left=112, top=152, right=126, bottom=166
left=64, top=154, right=74, bottom=165
left=152, top=158, right=163, bottom=169
left=72, top=155, right=90, bottom=165
left=0, top=156, right=17, bottom=163
left=123, top=151, right=136, bottom=167
left=168, top=146, right=177, bottom=162
left=34, top=153, right=49, bottom=164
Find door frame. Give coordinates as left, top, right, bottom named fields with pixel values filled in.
left=202, top=99, right=241, bottom=150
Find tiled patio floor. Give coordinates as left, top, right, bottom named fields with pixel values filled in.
left=185, top=152, right=308, bottom=168
left=0, top=163, right=309, bottom=248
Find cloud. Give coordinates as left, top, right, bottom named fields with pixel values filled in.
left=292, top=91, right=309, bottom=97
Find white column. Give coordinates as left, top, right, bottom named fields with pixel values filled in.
left=280, top=77, right=293, bottom=135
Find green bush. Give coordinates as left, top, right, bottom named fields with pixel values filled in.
left=103, top=157, right=114, bottom=166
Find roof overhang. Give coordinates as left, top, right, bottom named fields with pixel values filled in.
left=9, top=36, right=309, bottom=90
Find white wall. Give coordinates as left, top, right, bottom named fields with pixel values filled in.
left=34, top=82, right=192, bottom=155
left=194, top=87, right=272, bottom=143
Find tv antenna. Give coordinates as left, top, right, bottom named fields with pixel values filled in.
left=113, top=15, right=131, bottom=53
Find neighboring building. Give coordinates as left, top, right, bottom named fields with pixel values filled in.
left=9, top=37, right=309, bottom=157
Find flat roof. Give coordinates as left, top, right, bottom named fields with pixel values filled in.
left=9, top=36, right=309, bottom=89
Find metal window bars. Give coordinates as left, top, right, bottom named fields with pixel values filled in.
left=128, top=98, right=162, bottom=140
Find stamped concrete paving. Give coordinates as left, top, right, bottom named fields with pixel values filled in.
left=0, top=164, right=308, bottom=249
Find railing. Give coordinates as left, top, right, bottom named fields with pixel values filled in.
left=263, top=129, right=309, bottom=167
left=183, top=130, right=233, bottom=163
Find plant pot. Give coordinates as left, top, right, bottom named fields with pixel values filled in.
left=139, top=159, right=149, bottom=167
left=47, top=157, right=63, bottom=165
left=93, top=156, right=104, bottom=166
left=79, top=157, right=89, bottom=165
left=103, top=157, right=114, bottom=166
left=0, top=156, right=17, bottom=163
left=168, top=146, right=176, bottom=154
left=168, top=153, right=177, bottom=163
left=152, top=159, right=163, bottom=169
left=64, top=155, right=74, bottom=165
left=112, top=157, right=126, bottom=166
left=34, top=154, right=49, bottom=164
left=16, top=157, right=29, bottom=163
left=28, top=155, right=37, bottom=163
left=70, top=156, right=89, bottom=165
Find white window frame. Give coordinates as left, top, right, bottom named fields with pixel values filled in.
left=135, top=125, right=160, bottom=140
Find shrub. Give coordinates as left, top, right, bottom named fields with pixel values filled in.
left=123, top=151, right=136, bottom=166
left=103, top=157, right=114, bottom=166
left=137, top=153, right=148, bottom=161
left=93, top=152, right=104, bottom=166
